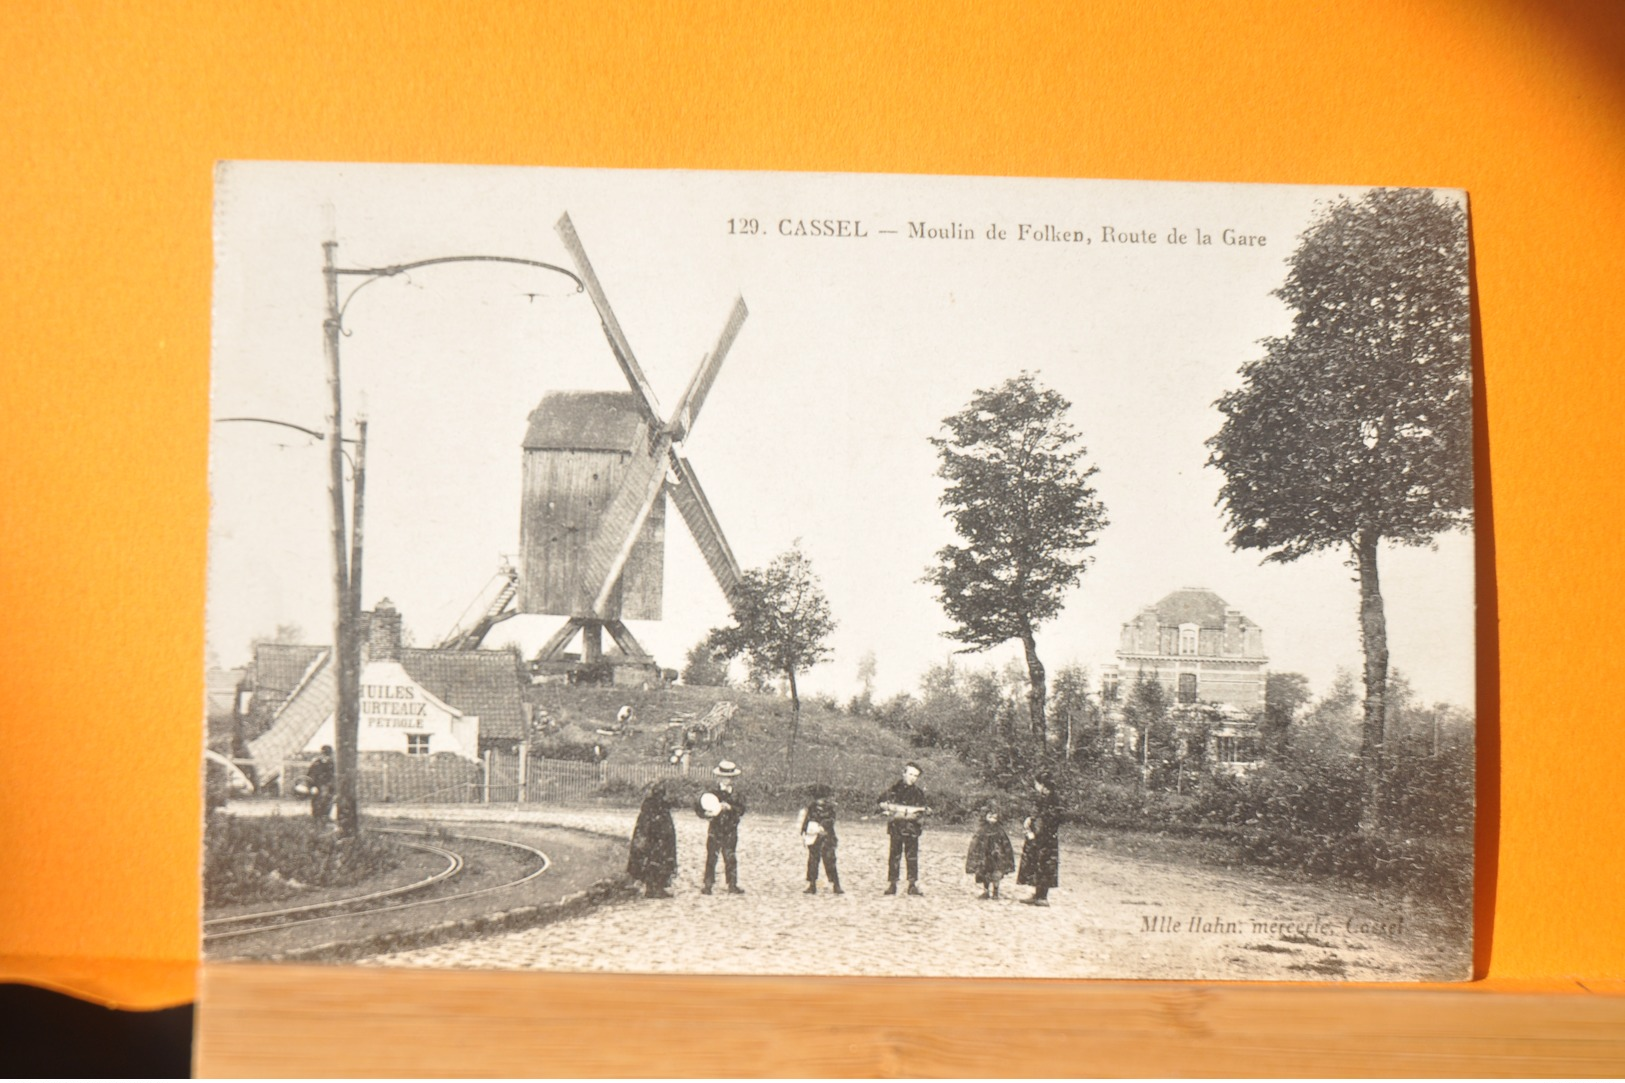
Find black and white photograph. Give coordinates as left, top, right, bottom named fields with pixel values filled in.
left=203, top=163, right=1474, bottom=982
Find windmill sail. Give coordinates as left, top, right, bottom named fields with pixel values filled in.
left=552, top=213, right=748, bottom=618
left=668, top=453, right=742, bottom=598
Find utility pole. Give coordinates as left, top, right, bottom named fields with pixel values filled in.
left=323, top=240, right=361, bottom=838
left=310, top=240, right=582, bottom=835
left=346, top=418, right=368, bottom=824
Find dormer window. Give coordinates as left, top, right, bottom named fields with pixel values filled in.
left=1178, top=624, right=1199, bottom=655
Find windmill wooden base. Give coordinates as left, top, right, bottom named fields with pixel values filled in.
left=530, top=616, right=661, bottom=685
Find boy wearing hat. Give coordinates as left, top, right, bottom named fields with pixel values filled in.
left=698, top=760, right=747, bottom=895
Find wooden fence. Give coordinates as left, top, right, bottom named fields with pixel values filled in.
left=276, top=753, right=691, bottom=807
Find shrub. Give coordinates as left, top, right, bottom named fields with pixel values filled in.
left=1188, top=751, right=1365, bottom=837
left=681, top=640, right=729, bottom=686
left=1232, top=828, right=1471, bottom=908
left=594, top=776, right=644, bottom=801
left=203, top=816, right=406, bottom=907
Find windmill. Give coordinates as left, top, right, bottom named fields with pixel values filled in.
left=491, top=213, right=748, bottom=679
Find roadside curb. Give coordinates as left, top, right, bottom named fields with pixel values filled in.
left=264, top=875, right=630, bottom=965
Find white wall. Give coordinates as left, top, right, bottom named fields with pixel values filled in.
left=303, top=660, right=481, bottom=760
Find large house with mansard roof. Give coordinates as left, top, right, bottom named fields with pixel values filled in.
left=1100, top=587, right=1268, bottom=769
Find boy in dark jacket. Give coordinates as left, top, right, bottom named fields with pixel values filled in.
left=797, top=784, right=842, bottom=894
left=877, top=762, right=930, bottom=895
left=306, top=746, right=335, bottom=823
left=697, top=760, right=747, bottom=895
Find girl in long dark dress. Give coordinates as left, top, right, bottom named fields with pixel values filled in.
left=627, top=780, right=678, bottom=898
left=1016, top=773, right=1064, bottom=906
left=965, top=805, right=1015, bottom=899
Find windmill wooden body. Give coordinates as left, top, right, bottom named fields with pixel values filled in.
left=517, top=214, right=748, bottom=679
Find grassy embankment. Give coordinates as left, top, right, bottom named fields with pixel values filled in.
left=525, top=681, right=997, bottom=819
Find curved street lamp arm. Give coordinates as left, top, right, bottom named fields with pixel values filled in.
left=213, top=416, right=327, bottom=441
left=332, top=254, right=585, bottom=329
left=213, top=416, right=361, bottom=445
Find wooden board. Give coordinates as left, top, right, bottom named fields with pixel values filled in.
left=195, top=966, right=1625, bottom=1077
left=520, top=447, right=666, bottom=621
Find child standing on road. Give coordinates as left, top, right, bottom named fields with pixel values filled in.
left=965, top=804, right=1015, bottom=899
left=697, top=761, right=747, bottom=895
left=797, top=784, right=842, bottom=895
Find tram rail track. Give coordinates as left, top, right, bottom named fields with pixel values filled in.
left=202, top=829, right=552, bottom=945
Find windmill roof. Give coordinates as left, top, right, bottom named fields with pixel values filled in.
left=1146, top=588, right=1250, bottom=628
left=398, top=649, right=526, bottom=740
left=523, top=391, right=646, bottom=452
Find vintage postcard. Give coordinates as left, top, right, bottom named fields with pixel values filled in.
left=204, top=164, right=1475, bottom=981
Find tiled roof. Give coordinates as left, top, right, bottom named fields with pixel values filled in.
left=522, top=390, right=645, bottom=452
left=245, top=644, right=327, bottom=738
left=247, top=649, right=333, bottom=778
left=399, top=649, right=526, bottom=740
left=1149, top=588, right=1241, bottom=629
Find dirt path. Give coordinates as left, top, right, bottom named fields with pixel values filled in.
left=360, top=807, right=1468, bottom=981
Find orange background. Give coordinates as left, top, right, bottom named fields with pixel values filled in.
left=2, top=0, right=1622, bottom=1010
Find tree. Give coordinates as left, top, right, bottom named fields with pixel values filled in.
left=1122, top=672, right=1173, bottom=789
left=1297, top=668, right=1362, bottom=759
left=1207, top=188, right=1471, bottom=825
left=705, top=545, right=836, bottom=774
left=1049, top=664, right=1097, bottom=761
left=849, top=649, right=878, bottom=715
left=1263, top=672, right=1312, bottom=755
left=680, top=638, right=730, bottom=686
left=924, top=372, right=1109, bottom=744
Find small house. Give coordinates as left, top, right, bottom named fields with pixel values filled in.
left=244, top=600, right=527, bottom=786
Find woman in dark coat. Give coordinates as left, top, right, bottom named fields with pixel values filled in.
left=627, top=780, right=678, bottom=898
left=1016, top=772, right=1064, bottom=906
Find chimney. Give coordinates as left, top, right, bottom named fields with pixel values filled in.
left=1223, top=607, right=1242, bottom=656
left=367, top=598, right=402, bottom=662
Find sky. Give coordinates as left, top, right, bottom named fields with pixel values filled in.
left=207, top=164, right=1476, bottom=709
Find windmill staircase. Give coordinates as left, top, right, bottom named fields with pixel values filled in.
left=437, top=564, right=521, bottom=651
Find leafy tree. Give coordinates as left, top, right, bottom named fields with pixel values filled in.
left=680, top=638, right=730, bottom=686
left=849, top=649, right=878, bottom=714
left=1049, top=664, right=1099, bottom=761
left=1207, top=188, right=1471, bottom=824
left=705, top=545, right=836, bottom=774
left=924, top=372, right=1109, bottom=743
left=1296, top=669, right=1362, bottom=759
left=1122, top=672, right=1174, bottom=788
left=1263, top=672, right=1312, bottom=755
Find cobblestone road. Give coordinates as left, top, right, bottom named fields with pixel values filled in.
left=361, top=807, right=1466, bottom=980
